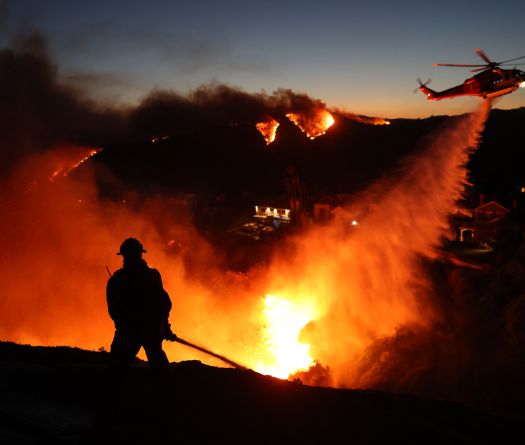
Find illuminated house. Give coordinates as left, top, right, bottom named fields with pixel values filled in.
left=454, top=200, right=516, bottom=243
left=229, top=205, right=291, bottom=241
left=254, top=206, right=291, bottom=222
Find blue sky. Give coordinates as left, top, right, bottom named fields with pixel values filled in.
left=2, top=0, right=525, bottom=117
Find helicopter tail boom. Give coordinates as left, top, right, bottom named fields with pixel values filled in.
left=417, top=79, right=437, bottom=100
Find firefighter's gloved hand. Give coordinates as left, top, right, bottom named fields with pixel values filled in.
left=164, top=322, right=178, bottom=342
left=166, top=330, right=178, bottom=342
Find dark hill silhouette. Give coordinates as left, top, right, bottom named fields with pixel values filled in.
left=0, top=341, right=520, bottom=444
left=92, top=112, right=454, bottom=199
left=91, top=108, right=525, bottom=202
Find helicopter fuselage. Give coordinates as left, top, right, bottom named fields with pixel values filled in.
left=420, top=68, right=525, bottom=100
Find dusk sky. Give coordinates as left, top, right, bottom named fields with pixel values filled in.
left=2, top=0, right=525, bottom=118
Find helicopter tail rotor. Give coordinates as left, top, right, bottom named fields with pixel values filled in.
left=416, top=78, right=436, bottom=99
left=414, top=78, right=431, bottom=93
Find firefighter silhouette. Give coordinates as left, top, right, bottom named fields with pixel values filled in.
left=106, top=238, right=173, bottom=369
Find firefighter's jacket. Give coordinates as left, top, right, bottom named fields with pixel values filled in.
left=106, top=259, right=172, bottom=332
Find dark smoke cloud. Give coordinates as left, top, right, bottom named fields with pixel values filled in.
left=130, top=83, right=268, bottom=138
left=63, top=71, right=133, bottom=96
left=129, top=84, right=329, bottom=139
left=0, top=33, right=127, bottom=174
left=0, top=32, right=334, bottom=172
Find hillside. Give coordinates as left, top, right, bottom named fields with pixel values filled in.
left=0, top=341, right=521, bottom=444
left=91, top=107, right=525, bottom=200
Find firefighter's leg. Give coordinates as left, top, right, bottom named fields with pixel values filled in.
left=143, top=333, right=170, bottom=368
left=109, top=328, right=142, bottom=369
left=92, top=330, right=142, bottom=437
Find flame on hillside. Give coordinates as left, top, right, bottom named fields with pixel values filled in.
left=286, top=110, right=335, bottom=139
left=364, top=117, right=390, bottom=125
left=256, top=118, right=279, bottom=145
left=49, top=146, right=101, bottom=182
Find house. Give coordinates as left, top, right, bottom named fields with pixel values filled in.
left=454, top=200, right=518, bottom=244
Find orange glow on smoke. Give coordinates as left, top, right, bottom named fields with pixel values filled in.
left=255, top=295, right=317, bottom=378
left=286, top=110, right=335, bottom=140
left=256, top=119, right=280, bottom=145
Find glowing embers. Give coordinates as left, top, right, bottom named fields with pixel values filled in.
left=256, top=118, right=280, bottom=145
left=151, top=135, right=170, bottom=143
left=49, top=146, right=102, bottom=182
left=256, top=295, right=316, bottom=379
left=520, top=81, right=525, bottom=89
left=286, top=110, right=335, bottom=140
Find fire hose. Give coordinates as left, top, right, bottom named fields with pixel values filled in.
left=166, top=334, right=247, bottom=370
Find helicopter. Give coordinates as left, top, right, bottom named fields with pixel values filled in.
left=418, top=49, right=525, bottom=100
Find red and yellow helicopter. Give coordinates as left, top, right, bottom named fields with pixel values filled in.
left=418, top=49, right=525, bottom=100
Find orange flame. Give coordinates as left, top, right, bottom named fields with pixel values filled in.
left=255, top=294, right=317, bottom=378
left=286, top=110, right=334, bottom=140
left=256, top=119, right=280, bottom=145
left=369, top=118, right=390, bottom=125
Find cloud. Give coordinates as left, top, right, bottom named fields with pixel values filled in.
left=62, top=71, right=135, bottom=102
left=56, top=22, right=272, bottom=77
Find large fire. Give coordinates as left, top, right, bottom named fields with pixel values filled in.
left=256, top=119, right=279, bottom=145
left=255, top=295, right=317, bottom=378
left=286, top=110, right=335, bottom=139
left=0, top=101, right=493, bottom=392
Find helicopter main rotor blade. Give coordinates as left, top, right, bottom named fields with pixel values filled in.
left=499, top=55, right=525, bottom=64
left=433, top=63, right=486, bottom=67
left=475, top=48, right=493, bottom=64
